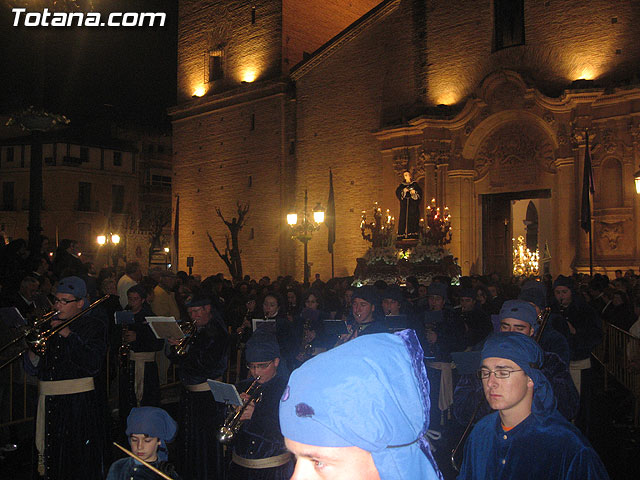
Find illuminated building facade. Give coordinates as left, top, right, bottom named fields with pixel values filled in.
left=0, top=126, right=172, bottom=270
left=172, top=0, right=640, bottom=279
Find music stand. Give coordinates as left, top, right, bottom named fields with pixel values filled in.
left=207, top=379, right=243, bottom=406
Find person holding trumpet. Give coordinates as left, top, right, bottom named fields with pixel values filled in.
left=166, top=293, right=228, bottom=480
left=24, top=276, right=107, bottom=479
left=228, top=329, right=294, bottom=480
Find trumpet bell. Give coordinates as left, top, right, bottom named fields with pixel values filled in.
left=216, top=425, right=235, bottom=444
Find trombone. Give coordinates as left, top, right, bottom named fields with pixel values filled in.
left=0, top=294, right=111, bottom=370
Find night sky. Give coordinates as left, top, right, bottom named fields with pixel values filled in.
left=0, top=0, right=178, bottom=127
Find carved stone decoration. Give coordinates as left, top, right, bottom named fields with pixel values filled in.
left=557, top=124, right=569, bottom=146
left=543, top=112, right=555, bottom=124
left=465, top=123, right=473, bottom=136
left=474, top=122, right=555, bottom=184
left=393, top=148, right=426, bottom=181
left=598, top=221, right=623, bottom=250
left=598, top=128, right=617, bottom=154
left=486, top=81, right=525, bottom=111
left=393, top=148, right=411, bottom=177
left=630, top=123, right=640, bottom=155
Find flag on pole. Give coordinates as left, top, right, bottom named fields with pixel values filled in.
left=327, top=169, right=336, bottom=254
left=580, top=131, right=594, bottom=233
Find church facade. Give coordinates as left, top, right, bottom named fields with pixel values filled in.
left=171, top=0, right=640, bottom=280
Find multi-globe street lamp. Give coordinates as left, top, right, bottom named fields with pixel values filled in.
left=287, top=189, right=324, bottom=286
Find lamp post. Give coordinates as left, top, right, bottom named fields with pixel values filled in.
left=164, top=246, right=170, bottom=269
left=287, top=189, right=324, bottom=286
left=97, top=233, right=121, bottom=267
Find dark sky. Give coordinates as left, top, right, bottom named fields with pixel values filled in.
left=0, top=0, right=178, bottom=127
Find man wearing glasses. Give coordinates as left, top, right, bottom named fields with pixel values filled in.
left=25, top=276, right=106, bottom=479
left=457, top=332, right=609, bottom=479
left=229, top=330, right=294, bottom=479
left=167, top=294, right=228, bottom=480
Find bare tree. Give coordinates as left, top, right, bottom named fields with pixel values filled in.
left=206, top=202, right=249, bottom=282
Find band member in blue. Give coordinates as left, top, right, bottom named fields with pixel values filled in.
left=229, top=330, right=294, bottom=479
left=25, top=276, right=106, bottom=479
left=167, top=294, right=228, bottom=480
left=457, top=332, right=609, bottom=479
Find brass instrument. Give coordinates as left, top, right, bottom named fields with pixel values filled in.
left=450, top=305, right=553, bottom=472
left=171, top=318, right=198, bottom=356
left=0, top=309, right=59, bottom=358
left=217, top=376, right=262, bottom=444
left=534, top=307, right=551, bottom=343
left=0, top=295, right=110, bottom=370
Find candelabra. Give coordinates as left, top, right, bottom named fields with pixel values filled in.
left=512, top=235, right=540, bottom=276
left=423, top=198, right=452, bottom=246
left=360, top=203, right=395, bottom=248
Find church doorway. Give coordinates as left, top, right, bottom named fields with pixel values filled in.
left=481, top=189, right=551, bottom=278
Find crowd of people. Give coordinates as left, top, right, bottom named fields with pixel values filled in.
left=0, top=234, right=636, bottom=479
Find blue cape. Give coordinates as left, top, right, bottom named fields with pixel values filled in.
left=279, top=330, right=442, bottom=479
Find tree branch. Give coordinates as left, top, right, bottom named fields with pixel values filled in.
left=206, top=230, right=232, bottom=269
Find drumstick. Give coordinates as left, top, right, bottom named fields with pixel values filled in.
left=113, top=442, right=173, bottom=480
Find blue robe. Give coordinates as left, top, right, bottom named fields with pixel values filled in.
left=106, top=457, right=180, bottom=480
left=229, top=374, right=294, bottom=480
left=457, top=411, right=610, bottom=479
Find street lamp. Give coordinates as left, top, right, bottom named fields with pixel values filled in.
left=288, top=189, right=324, bottom=286
left=97, top=232, right=121, bottom=267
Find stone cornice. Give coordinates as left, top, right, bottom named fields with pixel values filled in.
left=553, top=157, right=574, bottom=168
left=290, top=0, right=401, bottom=81
left=169, top=80, right=290, bottom=122
left=448, top=169, right=475, bottom=179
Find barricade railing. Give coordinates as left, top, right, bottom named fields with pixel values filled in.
left=592, top=321, right=640, bottom=426
left=0, top=349, right=180, bottom=432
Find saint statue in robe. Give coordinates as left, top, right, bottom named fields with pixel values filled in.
left=396, top=170, right=422, bottom=239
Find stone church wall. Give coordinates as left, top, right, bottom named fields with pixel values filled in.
left=292, top=0, right=420, bottom=279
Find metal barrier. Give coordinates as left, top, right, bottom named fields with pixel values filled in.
left=592, top=321, right=640, bottom=426
left=0, top=349, right=180, bottom=432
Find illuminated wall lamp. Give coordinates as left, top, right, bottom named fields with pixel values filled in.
left=634, top=166, right=640, bottom=194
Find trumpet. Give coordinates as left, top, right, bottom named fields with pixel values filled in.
left=0, top=295, right=111, bottom=370
left=171, top=318, right=198, bottom=356
left=217, top=376, right=262, bottom=444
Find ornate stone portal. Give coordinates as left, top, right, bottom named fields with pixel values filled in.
left=375, top=70, right=640, bottom=276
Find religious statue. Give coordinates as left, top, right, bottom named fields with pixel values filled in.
left=396, top=170, right=422, bottom=239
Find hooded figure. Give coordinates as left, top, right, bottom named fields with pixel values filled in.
left=457, top=332, right=609, bottom=480
left=279, top=329, right=443, bottom=479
